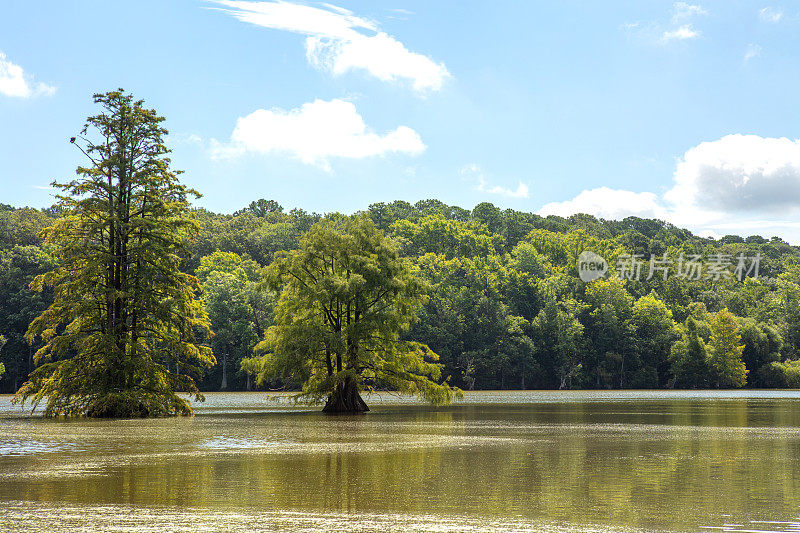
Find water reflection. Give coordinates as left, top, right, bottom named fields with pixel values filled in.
left=1, top=391, right=799, bottom=532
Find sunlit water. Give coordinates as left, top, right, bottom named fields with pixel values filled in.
left=1, top=390, right=799, bottom=532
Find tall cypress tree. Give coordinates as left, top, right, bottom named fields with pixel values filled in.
left=17, top=90, right=214, bottom=417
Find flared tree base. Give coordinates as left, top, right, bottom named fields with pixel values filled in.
left=322, top=380, right=370, bottom=413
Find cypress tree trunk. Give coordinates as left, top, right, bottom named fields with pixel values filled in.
left=322, top=377, right=369, bottom=413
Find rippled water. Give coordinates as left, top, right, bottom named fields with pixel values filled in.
left=1, top=390, right=799, bottom=532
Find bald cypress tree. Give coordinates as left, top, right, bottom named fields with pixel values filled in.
left=244, top=215, right=460, bottom=412
left=16, top=90, right=214, bottom=417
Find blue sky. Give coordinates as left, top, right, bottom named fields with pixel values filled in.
left=2, top=1, right=800, bottom=241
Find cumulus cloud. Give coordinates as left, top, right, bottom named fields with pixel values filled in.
left=664, top=134, right=800, bottom=213
left=211, top=98, right=425, bottom=170
left=211, top=1, right=450, bottom=93
left=537, top=134, right=800, bottom=243
left=0, top=51, right=56, bottom=98
left=539, top=187, right=666, bottom=220
left=759, top=6, right=782, bottom=22
left=462, top=164, right=530, bottom=199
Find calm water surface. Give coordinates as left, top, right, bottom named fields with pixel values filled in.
left=1, top=390, right=799, bottom=532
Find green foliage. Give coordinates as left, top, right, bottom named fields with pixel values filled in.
left=0, top=207, right=56, bottom=248
left=670, top=317, right=710, bottom=388
left=6, top=188, right=800, bottom=393
left=243, top=215, right=461, bottom=410
left=0, top=335, right=6, bottom=376
left=759, top=359, right=800, bottom=388
left=196, top=251, right=270, bottom=390
left=0, top=245, right=55, bottom=392
left=738, top=317, right=781, bottom=386
left=234, top=198, right=284, bottom=217
left=391, top=215, right=504, bottom=259
left=778, top=264, right=800, bottom=359
left=524, top=228, right=624, bottom=275
left=707, top=309, right=748, bottom=388
left=531, top=296, right=584, bottom=389
left=15, top=90, right=213, bottom=417
left=196, top=250, right=262, bottom=283
left=628, top=293, right=679, bottom=387
left=582, top=278, right=633, bottom=388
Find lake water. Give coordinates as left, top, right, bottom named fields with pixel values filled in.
left=1, top=390, right=799, bottom=532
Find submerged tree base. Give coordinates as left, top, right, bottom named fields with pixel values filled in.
left=322, top=380, right=369, bottom=413
left=14, top=387, right=197, bottom=418
left=84, top=392, right=194, bottom=418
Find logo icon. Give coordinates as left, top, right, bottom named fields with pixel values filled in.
left=578, top=251, right=608, bottom=282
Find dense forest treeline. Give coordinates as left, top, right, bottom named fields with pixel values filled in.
left=3, top=198, right=800, bottom=393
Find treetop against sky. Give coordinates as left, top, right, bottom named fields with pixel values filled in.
left=1, top=1, right=800, bottom=241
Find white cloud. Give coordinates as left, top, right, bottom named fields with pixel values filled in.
left=479, top=179, right=529, bottom=199
left=624, top=3, right=705, bottom=44
left=537, top=134, right=800, bottom=243
left=212, top=1, right=450, bottom=93
left=672, top=2, right=708, bottom=20
left=665, top=134, right=800, bottom=213
left=744, top=43, right=762, bottom=62
left=662, top=25, right=700, bottom=41
left=539, top=187, right=666, bottom=220
left=759, top=6, right=782, bottom=23
left=172, top=133, right=204, bottom=145
left=462, top=164, right=529, bottom=199
left=211, top=98, right=425, bottom=170
left=0, top=51, right=56, bottom=98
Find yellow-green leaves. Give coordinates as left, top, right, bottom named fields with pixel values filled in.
left=16, top=90, right=212, bottom=417
left=244, top=214, right=460, bottom=409
left=708, top=309, right=748, bottom=388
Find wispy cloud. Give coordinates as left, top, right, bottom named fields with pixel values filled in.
left=663, top=4, right=706, bottom=41
left=211, top=98, right=425, bottom=171
left=744, top=43, right=762, bottom=62
left=623, top=3, right=706, bottom=44
left=0, top=51, right=56, bottom=98
left=462, top=164, right=530, bottom=199
left=210, top=1, right=450, bottom=93
left=672, top=2, right=708, bottom=21
left=759, top=6, right=783, bottom=23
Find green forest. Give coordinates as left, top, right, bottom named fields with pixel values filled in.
left=4, top=197, right=800, bottom=394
